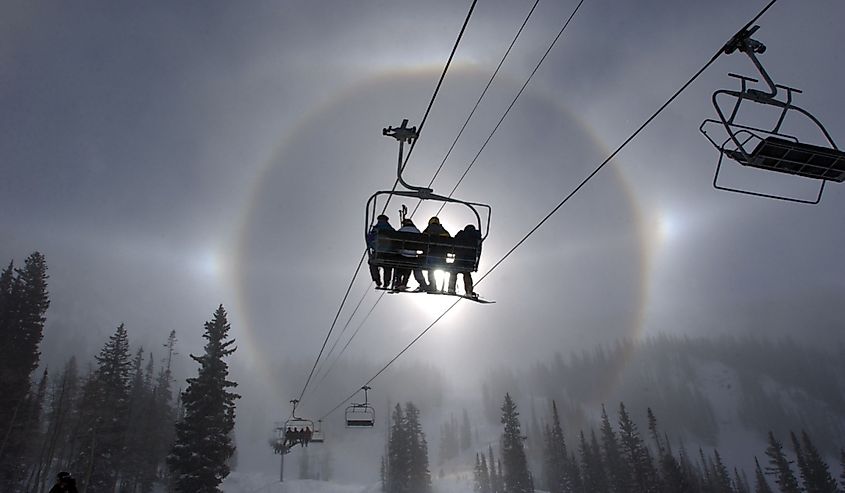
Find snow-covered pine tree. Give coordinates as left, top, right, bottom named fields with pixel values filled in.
left=168, top=305, right=240, bottom=492
left=763, top=431, right=800, bottom=493
left=500, top=393, right=533, bottom=493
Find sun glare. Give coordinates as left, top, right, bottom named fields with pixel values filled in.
left=403, top=270, right=464, bottom=321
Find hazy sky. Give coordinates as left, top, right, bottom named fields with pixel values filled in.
left=3, top=0, right=844, bottom=476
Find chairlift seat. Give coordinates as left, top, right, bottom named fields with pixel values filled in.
left=345, top=404, right=376, bottom=428
left=347, top=418, right=375, bottom=427
left=732, top=137, right=845, bottom=182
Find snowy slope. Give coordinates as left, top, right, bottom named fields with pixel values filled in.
left=221, top=473, right=549, bottom=493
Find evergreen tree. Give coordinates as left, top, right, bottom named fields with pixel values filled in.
left=168, top=305, right=240, bottom=492
left=616, top=402, right=658, bottom=493
left=0, top=253, right=49, bottom=489
left=381, top=455, right=387, bottom=492
left=543, top=401, right=571, bottom=493
left=578, top=430, right=608, bottom=493
left=387, top=404, right=407, bottom=493
left=479, top=453, right=492, bottom=493
left=792, top=431, right=837, bottom=493
left=600, top=405, right=630, bottom=493
left=150, top=330, right=178, bottom=488
left=20, top=368, right=49, bottom=491
left=500, top=393, right=533, bottom=493
left=440, top=417, right=460, bottom=464
left=73, top=323, right=133, bottom=491
left=839, top=449, right=845, bottom=492
left=754, top=457, right=773, bottom=493
left=122, top=347, right=149, bottom=491
left=385, top=402, right=430, bottom=493
left=763, top=431, right=800, bottom=493
left=734, top=467, right=750, bottom=493
left=43, top=357, right=81, bottom=490
left=647, top=411, right=690, bottom=493
left=405, top=402, right=432, bottom=493
left=710, top=449, right=733, bottom=493
left=475, top=453, right=484, bottom=493
left=489, top=445, right=503, bottom=493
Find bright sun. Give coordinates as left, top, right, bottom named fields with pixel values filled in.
left=405, top=270, right=465, bottom=319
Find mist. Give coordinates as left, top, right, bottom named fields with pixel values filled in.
left=3, top=0, right=845, bottom=491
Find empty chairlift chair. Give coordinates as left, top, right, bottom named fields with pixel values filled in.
left=345, top=386, right=376, bottom=428
left=699, top=25, right=845, bottom=204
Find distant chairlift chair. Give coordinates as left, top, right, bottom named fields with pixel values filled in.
left=345, top=386, right=376, bottom=428
left=699, top=25, right=845, bottom=204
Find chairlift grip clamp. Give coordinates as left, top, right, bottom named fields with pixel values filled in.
left=383, top=119, right=419, bottom=144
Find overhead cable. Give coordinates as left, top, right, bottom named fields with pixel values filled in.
left=319, top=0, right=780, bottom=420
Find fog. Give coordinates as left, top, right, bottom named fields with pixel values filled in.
left=2, top=0, right=844, bottom=486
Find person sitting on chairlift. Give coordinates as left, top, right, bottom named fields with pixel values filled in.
left=449, top=224, right=481, bottom=298
left=394, top=218, right=430, bottom=292
left=423, top=216, right=451, bottom=292
left=367, top=214, right=395, bottom=288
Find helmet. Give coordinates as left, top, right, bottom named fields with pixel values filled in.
left=428, top=216, right=440, bottom=225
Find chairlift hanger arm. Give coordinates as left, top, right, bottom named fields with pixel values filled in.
left=383, top=119, right=431, bottom=193
left=722, top=25, right=777, bottom=99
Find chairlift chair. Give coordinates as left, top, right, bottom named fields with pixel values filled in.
left=366, top=120, right=493, bottom=302
left=281, top=399, right=321, bottom=448
left=700, top=25, right=845, bottom=204
left=345, top=386, right=376, bottom=428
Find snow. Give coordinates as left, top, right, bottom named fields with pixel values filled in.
left=220, top=472, right=550, bottom=493
left=222, top=474, right=378, bottom=493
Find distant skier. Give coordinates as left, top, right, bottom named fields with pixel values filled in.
left=49, top=471, right=79, bottom=493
